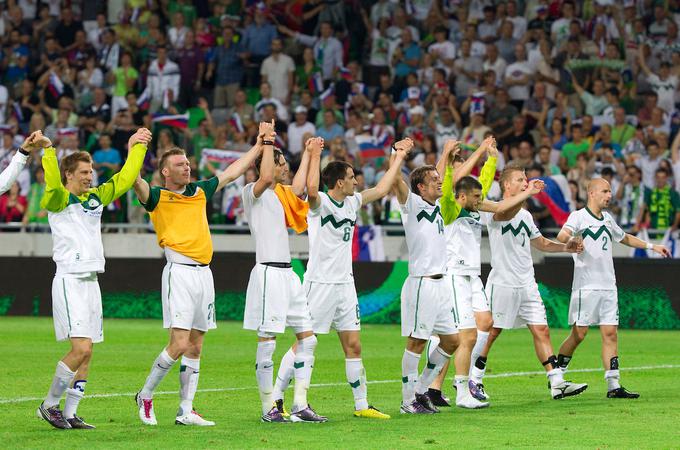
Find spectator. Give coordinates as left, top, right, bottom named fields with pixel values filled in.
left=109, top=52, right=137, bottom=116
left=317, top=109, right=344, bottom=142
left=452, top=39, right=482, bottom=100
left=483, top=43, right=507, bottom=80
left=206, top=27, right=246, bottom=109
left=260, top=38, right=295, bottom=105
left=21, top=166, right=48, bottom=227
left=168, top=12, right=190, bottom=49
left=254, top=82, right=288, bottom=122
left=617, top=165, right=645, bottom=229
left=288, top=106, right=316, bottom=157
left=636, top=141, right=665, bottom=189
left=147, top=46, right=181, bottom=113
left=92, top=134, right=122, bottom=183
left=242, top=7, right=278, bottom=84
left=504, top=44, right=534, bottom=110
left=638, top=168, right=680, bottom=239
left=561, top=124, right=590, bottom=170
left=571, top=75, right=609, bottom=117
left=537, top=145, right=560, bottom=175
left=98, top=28, right=121, bottom=72
left=429, top=26, right=456, bottom=70
left=611, top=107, right=636, bottom=148
left=496, top=20, right=517, bottom=63
left=174, top=31, right=205, bottom=108
left=54, top=7, right=83, bottom=49
left=0, top=181, right=26, bottom=224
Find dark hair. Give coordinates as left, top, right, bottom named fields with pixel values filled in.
left=254, top=148, right=285, bottom=174
left=410, top=165, right=437, bottom=195
left=601, top=167, right=615, bottom=177
left=455, top=176, right=483, bottom=197
left=627, top=165, right=642, bottom=177
left=571, top=124, right=582, bottom=132
left=656, top=167, right=670, bottom=176
left=321, top=161, right=353, bottom=189
left=61, top=151, right=93, bottom=184
left=527, top=163, right=544, bottom=175
left=607, top=87, right=620, bottom=97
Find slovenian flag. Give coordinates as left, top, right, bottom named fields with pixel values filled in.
left=319, top=84, right=334, bottom=104
left=48, top=72, right=64, bottom=97
left=308, top=72, right=324, bottom=94
left=224, top=195, right=240, bottom=220
left=352, top=225, right=386, bottom=261
left=57, top=127, right=79, bottom=137
left=11, top=102, right=23, bottom=122
left=229, top=113, right=244, bottom=133
left=136, top=87, right=151, bottom=110
left=355, top=135, right=386, bottom=160
left=152, top=112, right=189, bottom=128
left=339, top=67, right=352, bottom=80
left=470, top=92, right=485, bottom=115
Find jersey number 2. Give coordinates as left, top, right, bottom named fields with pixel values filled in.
left=602, top=236, right=608, bottom=251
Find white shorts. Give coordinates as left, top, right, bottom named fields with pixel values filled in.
left=243, top=264, right=313, bottom=334
left=162, top=263, right=217, bottom=332
left=486, top=282, right=548, bottom=329
left=568, top=289, right=619, bottom=326
left=304, top=281, right=360, bottom=334
left=52, top=273, right=103, bottom=343
left=451, top=274, right=490, bottom=330
left=401, top=276, right=458, bottom=339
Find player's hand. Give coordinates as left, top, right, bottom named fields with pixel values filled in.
left=258, top=119, right=276, bottom=144
left=527, top=179, right=545, bottom=195
left=565, top=237, right=584, bottom=254
left=652, top=244, right=671, bottom=258
left=22, top=131, right=51, bottom=151
left=487, top=139, right=499, bottom=158
left=306, top=137, right=324, bottom=156
left=394, top=137, right=414, bottom=154
left=128, top=128, right=152, bottom=149
left=443, top=139, right=460, bottom=157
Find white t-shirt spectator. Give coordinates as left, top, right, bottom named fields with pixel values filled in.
left=483, top=57, right=507, bottom=80
left=636, top=155, right=663, bottom=189
left=410, top=0, right=434, bottom=21
left=261, top=54, right=295, bottom=104
left=507, top=16, right=527, bottom=40
left=168, top=26, right=189, bottom=49
left=429, top=41, right=456, bottom=68
left=505, top=61, right=534, bottom=101
left=287, top=121, right=316, bottom=156
left=647, top=74, right=678, bottom=114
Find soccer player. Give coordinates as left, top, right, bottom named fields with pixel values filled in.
left=0, top=132, right=43, bottom=194
left=556, top=178, right=670, bottom=398
left=426, top=138, right=498, bottom=406
left=270, top=138, right=412, bottom=420
left=37, top=128, right=152, bottom=429
left=392, top=142, right=460, bottom=414
left=242, top=133, right=326, bottom=423
left=441, top=139, right=550, bottom=408
left=471, top=162, right=589, bottom=400
left=133, top=122, right=274, bottom=426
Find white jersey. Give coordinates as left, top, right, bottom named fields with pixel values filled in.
left=48, top=194, right=106, bottom=275
left=242, top=183, right=291, bottom=263
left=400, top=192, right=447, bottom=276
left=446, top=208, right=483, bottom=276
left=563, top=207, right=625, bottom=291
left=484, top=209, right=542, bottom=287
left=305, top=191, right=362, bottom=284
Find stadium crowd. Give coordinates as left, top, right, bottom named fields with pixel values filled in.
left=0, top=0, right=679, bottom=237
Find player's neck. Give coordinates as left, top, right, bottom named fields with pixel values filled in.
left=586, top=202, right=603, bottom=218
left=327, top=189, right=347, bottom=203
left=165, top=180, right=187, bottom=193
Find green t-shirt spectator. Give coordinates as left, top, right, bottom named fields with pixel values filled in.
left=611, top=123, right=636, bottom=147
left=113, top=67, right=138, bottom=97
left=644, top=186, right=680, bottom=235
left=25, top=182, right=48, bottom=224
left=562, top=140, right=590, bottom=167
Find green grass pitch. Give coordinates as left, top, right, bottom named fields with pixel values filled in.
left=2, top=317, right=680, bottom=449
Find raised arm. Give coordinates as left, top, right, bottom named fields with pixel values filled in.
left=481, top=179, right=544, bottom=219
left=361, top=138, right=412, bottom=204
left=305, top=137, right=324, bottom=210
left=221, top=121, right=274, bottom=191
left=0, top=131, right=43, bottom=195
left=479, top=143, right=498, bottom=197
left=96, top=128, right=152, bottom=207
left=252, top=121, right=277, bottom=198
left=454, top=137, right=494, bottom=184
left=436, top=138, right=460, bottom=178
left=292, top=141, right=313, bottom=197
left=40, top=138, right=71, bottom=213
left=439, top=140, right=462, bottom=224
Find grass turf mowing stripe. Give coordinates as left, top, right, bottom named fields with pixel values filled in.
left=4, top=363, right=679, bottom=405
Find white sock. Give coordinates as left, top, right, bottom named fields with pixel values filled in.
left=427, top=336, right=440, bottom=361
left=345, top=358, right=369, bottom=411
left=272, top=348, right=295, bottom=402
left=63, top=379, right=86, bottom=418
left=256, top=340, right=276, bottom=415
left=401, top=350, right=420, bottom=404
left=292, top=336, right=317, bottom=413
left=470, top=330, right=489, bottom=372
left=547, top=368, right=565, bottom=387
left=178, top=356, right=200, bottom=416
left=44, top=361, right=76, bottom=408
left=454, top=375, right=469, bottom=402
left=605, top=370, right=621, bottom=391
left=416, top=346, right=451, bottom=395
left=140, top=349, right=177, bottom=399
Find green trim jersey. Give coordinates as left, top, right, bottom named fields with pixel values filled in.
left=483, top=208, right=542, bottom=287
left=41, top=144, right=146, bottom=274
left=446, top=207, right=483, bottom=276
left=305, top=191, right=362, bottom=284
left=563, top=207, right=625, bottom=291
left=242, top=183, right=291, bottom=263
left=400, top=192, right=447, bottom=276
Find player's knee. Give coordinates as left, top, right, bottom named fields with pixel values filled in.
left=573, top=327, right=588, bottom=343
left=344, top=340, right=362, bottom=358
left=478, top=315, right=494, bottom=331
left=406, top=338, right=427, bottom=354
left=72, top=345, right=92, bottom=363
left=601, top=328, right=617, bottom=342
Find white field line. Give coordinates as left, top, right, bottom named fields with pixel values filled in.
left=5, top=363, right=679, bottom=405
